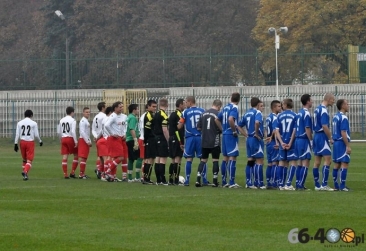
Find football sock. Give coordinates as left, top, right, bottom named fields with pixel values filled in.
left=340, top=168, right=348, bottom=189
left=169, top=163, right=174, bottom=182
left=62, top=159, right=68, bottom=177
left=266, top=165, right=272, bottom=185
left=202, top=163, right=208, bottom=183
left=213, top=161, right=219, bottom=184
left=313, top=167, right=320, bottom=188
left=122, top=160, right=128, bottom=179
left=155, top=163, right=161, bottom=183
left=144, top=163, right=151, bottom=180
left=110, top=159, right=122, bottom=172
left=333, top=168, right=339, bottom=189
left=79, top=161, right=86, bottom=176
left=283, top=167, right=288, bottom=187
left=197, top=161, right=205, bottom=183
left=286, top=165, right=296, bottom=186
left=276, top=166, right=284, bottom=187
left=96, top=159, right=101, bottom=171
left=253, top=164, right=259, bottom=186
left=160, top=163, right=166, bottom=183
left=22, top=160, right=26, bottom=172
left=24, top=163, right=32, bottom=173
left=245, top=165, right=252, bottom=185
left=302, top=167, right=308, bottom=187
left=258, top=164, right=264, bottom=186
left=128, top=159, right=134, bottom=180
left=228, top=160, right=236, bottom=185
left=135, top=158, right=142, bottom=180
left=221, top=160, right=227, bottom=184
left=71, top=157, right=78, bottom=174
left=185, top=161, right=192, bottom=183
left=321, top=165, right=330, bottom=186
left=174, top=163, right=179, bottom=183
left=271, top=164, right=277, bottom=187
left=296, top=165, right=302, bottom=187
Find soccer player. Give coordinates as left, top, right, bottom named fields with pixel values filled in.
left=195, top=99, right=223, bottom=187
left=218, top=92, right=246, bottom=188
left=143, top=100, right=158, bottom=184
left=154, top=98, right=170, bottom=185
left=78, top=107, right=92, bottom=179
left=239, top=98, right=266, bottom=189
left=104, top=101, right=128, bottom=182
left=332, top=99, right=351, bottom=192
left=138, top=104, right=148, bottom=182
left=58, top=106, right=78, bottom=179
left=92, top=102, right=106, bottom=179
left=295, top=94, right=313, bottom=190
left=178, top=96, right=205, bottom=186
left=312, top=93, right=335, bottom=191
left=265, top=100, right=281, bottom=189
left=168, top=98, right=185, bottom=185
left=126, top=104, right=143, bottom=182
left=14, top=109, right=43, bottom=181
left=100, top=106, right=113, bottom=181
left=274, top=99, right=297, bottom=190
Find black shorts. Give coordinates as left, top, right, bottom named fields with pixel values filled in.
left=156, top=135, right=169, bottom=158
left=126, top=140, right=140, bottom=161
left=169, top=136, right=183, bottom=158
left=201, top=146, right=221, bottom=159
left=145, top=137, right=157, bottom=159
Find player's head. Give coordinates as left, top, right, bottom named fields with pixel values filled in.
left=185, top=96, right=196, bottom=108
left=301, top=94, right=312, bottom=108
left=282, top=99, right=293, bottom=110
left=66, top=106, right=74, bottom=116
left=212, top=99, right=222, bottom=111
left=257, top=101, right=264, bottom=112
left=112, top=101, right=123, bottom=114
left=250, top=97, right=261, bottom=108
left=336, top=99, right=349, bottom=113
left=105, top=106, right=113, bottom=116
left=97, top=102, right=106, bottom=112
left=24, top=110, right=33, bottom=118
left=83, top=107, right=91, bottom=119
left=270, top=100, right=281, bottom=113
left=147, top=99, right=157, bottom=113
left=231, top=92, right=240, bottom=103
left=175, top=98, right=185, bottom=111
left=159, top=98, right=168, bottom=109
left=128, top=104, right=139, bottom=114
left=323, top=93, right=335, bottom=107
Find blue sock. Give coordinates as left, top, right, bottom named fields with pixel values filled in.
left=313, top=168, right=320, bottom=188
left=185, top=161, right=192, bottom=183
left=277, top=166, right=284, bottom=187
left=229, top=160, right=237, bottom=185
left=286, top=165, right=296, bottom=186
left=250, top=166, right=254, bottom=185
left=258, top=164, right=264, bottom=186
left=333, top=168, right=339, bottom=189
left=283, top=167, right=288, bottom=187
left=296, top=165, right=302, bottom=187
left=321, top=165, right=330, bottom=186
left=298, top=167, right=306, bottom=188
left=221, top=161, right=227, bottom=184
left=266, top=165, right=272, bottom=185
left=253, top=164, right=259, bottom=187
left=272, top=165, right=277, bottom=187
left=302, top=167, right=308, bottom=188
left=340, top=168, right=348, bottom=189
left=202, top=163, right=208, bottom=184
left=245, top=165, right=252, bottom=185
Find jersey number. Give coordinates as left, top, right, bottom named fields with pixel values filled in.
left=21, top=125, right=31, bottom=136
left=62, top=122, right=70, bottom=133
left=206, top=117, right=211, bottom=129
left=189, top=115, right=200, bottom=128
left=281, top=118, right=293, bottom=133
left=95, top=118, right=98, bottom=128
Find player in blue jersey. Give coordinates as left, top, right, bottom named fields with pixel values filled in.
left=178, top=96, right=205, bottom=186
left=239, top=97, right=265, bottom=189
left=295, top=94, right=313, bottom=190
left=264, top=100, right=281, bottom=189
left=274, top=99, right=297, bottom=190
left=218, top=92, right=246, bottom=188
left=312, top=93, right=335, bottom=191
left=332, top=99, right=351, bottom=192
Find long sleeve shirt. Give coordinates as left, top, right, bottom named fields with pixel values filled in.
left=104, top=112, right=128, bottom=137
left=58, top=115, right=77, bottom=144
left=14, top=117, right=42, bottom=143
left=79, top=117, right=91, bottom=144
left=92, top=112, right=107, bottom=140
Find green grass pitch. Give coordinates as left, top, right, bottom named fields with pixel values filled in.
left=0, top=138, right=365, bottom=251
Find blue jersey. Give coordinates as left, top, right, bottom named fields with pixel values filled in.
left=332, top=112, right=350, bottom=142
left=266, top=113, right=278, bottom=141
left=296, top=108, right=312, bottom=139
left=181, top=106, right=204, bottom=138
left=239, top=108, right=263, bottom=137
left=313, top=104, right=329, bottom=132
left=274, top=110, right=297, bottom=144
left=218, top=103, right=239, bottom=135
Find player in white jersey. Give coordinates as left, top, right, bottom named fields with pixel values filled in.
left=78, top=107, right=92, bottom=179
left=58, top=106, right=79, bottom=179
left=100, top=106, right=113, bottom=181
left=104, top=101, right=128, bottom=182
left=14, top=110, right=43, bottom=180
left=92, top=102, right=107, bottom=178
left=138, top=105, right=148, bottom=181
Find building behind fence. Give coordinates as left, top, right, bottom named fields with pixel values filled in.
left=1, top=84, right=366, bottom=139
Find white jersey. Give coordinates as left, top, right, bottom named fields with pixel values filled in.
left=14, top=118, right=42, bottom=143
left=58, top=115, right=77, bottom=144
left=79, top=117, right=91, bottom=144
left=102, top=116, right=110, bottom=138
left=92, top=112, right=106, bottom=140
left=104, top=112, right=128, bottom=137
left=139, top=112, right=147, bottom=140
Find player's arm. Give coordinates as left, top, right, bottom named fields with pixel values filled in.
left=321, top=113, right=333, bottom=143
left=177, top=117, right=184, bottom=130
left=215, top=118, right=222, bottom=133
left=34, top=124, right=42, bottom=145
left=341, top=118, right=351, bottom=154
left=254, top=120, right=261, bottom=139
left=162, top=114, right=169, bottom=142
left=275, top=128, right=285, bottom=147
left=288, top=128, right=296, bottom=148
left=196, top=114, right=202, bottom=131
left=80, top=120, right=91, bottom=145
left=104, top=115, right=115, bottom=136
left=14, top=122, right=20, bottom=144
left=71, top=120, right=78, bottom=146
left=228, top=116, right=237, bottom=137
left=91, top=117, right=99, bottom=140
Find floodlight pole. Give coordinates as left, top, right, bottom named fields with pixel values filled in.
left=55, top=10, right=69, bottom=89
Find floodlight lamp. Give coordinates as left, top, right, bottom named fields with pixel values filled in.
left=55, top=10, right=65, bottom=20
left=280, top=27, right=288, bottom=34
left=268, top=27, right=276, bottom=35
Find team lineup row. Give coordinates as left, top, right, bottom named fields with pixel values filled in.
left=13, top=92, right=351, bottom=191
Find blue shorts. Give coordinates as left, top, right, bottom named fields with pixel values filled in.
left=295, top=138, right=312, bottom=160
left=266, top=140, right=279, bottom=163
left=332, top=141, right=350, bottom=163
left=183, top=136, right=202, bottom=158
left=222, top=134, right=239, bottom=157
left=313, top=132, right=331, bottom=156
left=279, top=143, right=297, bottom=161
left=246, top=137, right=264, bottom=159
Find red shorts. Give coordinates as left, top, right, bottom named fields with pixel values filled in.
left=108, top=136, right=125, bottom=158
left=138, top=139, right=145, bottom=159
left=96, top=137, right=109, bottom=157
left=61, top=137, right=78, bottom=155
left=78, top=138, right=90, bottom=159
left=20, top=140, right=35, bottom=161
left=121, top=139, right=128, bottom=159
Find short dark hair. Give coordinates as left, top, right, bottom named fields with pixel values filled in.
left=24, top=110, right=33, bottom=118
left=270, top=100, right=281, bottom=109
left=301, top=94, right=311, bottom=106
left=105, top=106, right=113, bottom=115
left=147, top=99, right=157, bottom=107
left=250, top=97, right=261, bottom=108
left=176, top=98, right=184, bottom=108
left=97, top=102, right=106, bottom=112
left=231, top=92, right=240, bottom=103
left=212, top=99, right=222, bottom=107
left=66, top=106, right=74, bottom=115
left=283, top=99, right=294, bottom=109
left=83, top=107, right=90, bottom=112
left=336, top=99, right=345, bottom=111
left=112, top=101, right=122, bottom=111
left=128, top=104, right=138, bottom=113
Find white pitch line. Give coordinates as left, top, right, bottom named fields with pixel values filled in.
left=2, top=186, right=58, bottom=190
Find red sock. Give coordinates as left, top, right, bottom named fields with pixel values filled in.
left=24, top=163, right=32, bottom=173
left=62, top=159, right=68, bottom=177
left=96, top=159, right=101, bottom=171
left=122, top=159, right=127, bottom=178
left=110, top=159, right=121, bottom=172
left=71, top=157, right=78, bottom=174
left=79, top=160, right=86, bottom=176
